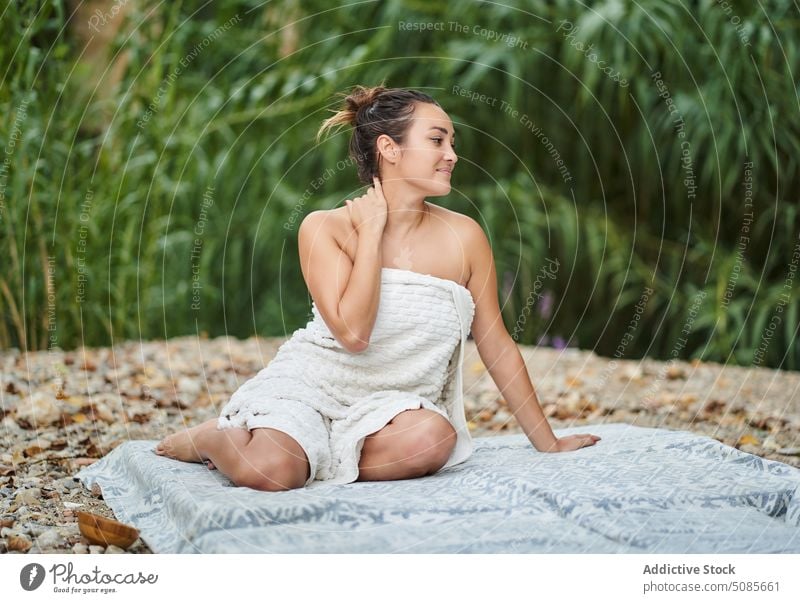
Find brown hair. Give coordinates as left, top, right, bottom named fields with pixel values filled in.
left=316, top=82, right=441, bottom=185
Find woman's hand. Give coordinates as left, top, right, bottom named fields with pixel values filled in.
left=543, top=433, right=601, bottom=453
left=345, top=176, right=388, bottom=236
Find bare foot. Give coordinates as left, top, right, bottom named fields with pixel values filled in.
left=154, top=418, right=219, bottom=463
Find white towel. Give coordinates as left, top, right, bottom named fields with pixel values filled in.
left=217, top=267, right=476, bottom=485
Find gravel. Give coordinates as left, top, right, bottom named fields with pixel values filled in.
left=1, top=334, right=797, bottom=553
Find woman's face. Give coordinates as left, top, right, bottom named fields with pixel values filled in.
left=378, top=102, right=458, bottom=196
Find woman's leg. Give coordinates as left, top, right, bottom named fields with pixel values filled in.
left=218, top=428, right=309, bottom=491
left=155, top=419, right=252, bottom=468
left=155, top=419, right=309, bottom=491
left=357, top=408, right=457, bottom=481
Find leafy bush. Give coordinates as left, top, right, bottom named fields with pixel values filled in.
left=1, top=0, right=797, bottom=369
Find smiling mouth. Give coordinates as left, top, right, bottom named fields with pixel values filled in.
left=436, top=169, right=452, bottom=175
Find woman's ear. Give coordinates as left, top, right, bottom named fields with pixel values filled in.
left=376, top=133, right=399, bottom=166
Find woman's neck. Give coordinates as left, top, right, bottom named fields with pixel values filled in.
left=380, top=179, right=430, bottom=239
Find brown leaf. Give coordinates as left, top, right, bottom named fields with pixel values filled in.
left=737, top=434, right=760, bottom=447
left=666, top=365, right=686, bottom=380
left=77, top=511, right=139, bottom=549
left=477, top=409, right=494, bottom=422
left=7, top=534, right=32, bottom=552
left=703, top=399, right=726, bottom=415
left=24, top=445, right=47, bottom=457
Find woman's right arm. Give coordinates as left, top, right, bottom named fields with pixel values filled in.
left=335, top=227, right=383, bottom=352
left=298, top=177, right=388, bottom=353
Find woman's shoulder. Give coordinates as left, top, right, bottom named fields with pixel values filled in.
left=300, top=207, right=350, bottom=243
left=428, top=203, right=482, bottom=241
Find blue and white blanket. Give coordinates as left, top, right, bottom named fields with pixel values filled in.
left=75, top=423, right=800, bottom=553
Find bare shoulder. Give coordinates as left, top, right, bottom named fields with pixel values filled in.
left=299, top=207, right=350, bottom=247
left=428, top=205, right=488, bottom=278
left=299, top=206, right=347, bottom=231
left=430, top=203, right=482, bottom=237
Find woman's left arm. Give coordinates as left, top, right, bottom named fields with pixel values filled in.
left=462, top=218, right=600, bottom=453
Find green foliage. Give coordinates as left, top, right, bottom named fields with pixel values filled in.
left=1, top=0, right=797, bottom=369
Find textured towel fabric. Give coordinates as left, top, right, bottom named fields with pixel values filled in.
left=216, top=267, right=476, bottom=485
left=74, top=423, right=800, bottom=553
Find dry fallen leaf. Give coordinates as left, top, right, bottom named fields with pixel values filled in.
left=24, top=444, right=48, bottom=457
left=737, top=434, right=760, bottom=447
left=477, top=409, right=494, bottom=422
left=703, top=399, right=727, bottom=415
left=78, top=511, right=139, bottom=549
left=7, top=534, right=32, bottom=552
left=666, top=365, right=686, bottom=380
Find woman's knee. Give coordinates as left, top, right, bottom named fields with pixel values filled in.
left=231, top=453, right=308, bottom=491
left=402, top=416, right=457, bottom=474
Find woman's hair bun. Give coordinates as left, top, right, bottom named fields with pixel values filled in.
left=316, top=82, right=388, bottom=141
left=343, top=84, right=387, bottom=125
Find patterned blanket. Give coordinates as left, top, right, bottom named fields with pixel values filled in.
left=75, top=423, right=800, bottom=553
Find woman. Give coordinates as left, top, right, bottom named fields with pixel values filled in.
left=155, top=84, right=601, bottom=490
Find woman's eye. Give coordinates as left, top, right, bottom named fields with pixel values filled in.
left=432, top=137, right=456, bottom=150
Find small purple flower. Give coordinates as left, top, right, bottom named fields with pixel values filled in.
left=551, top=335, right=567, bottom=349
left=537, top=291, right=553, bottom=319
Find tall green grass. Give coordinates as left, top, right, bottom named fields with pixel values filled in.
left=1, top=0, right=797, bottom=369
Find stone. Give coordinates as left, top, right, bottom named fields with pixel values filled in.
left=60, top=478, right=81, bottom=491
left=14, top=391, right=62, bottom=428
left=35, top=528, right=63, bottom=548
left=177, top=377, right=201, bottom=396
left=105, top=544, right=125, bottom=553
left=15, top=488, right=42, bottom=506
left=92, top=402, right=115, bottom=423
